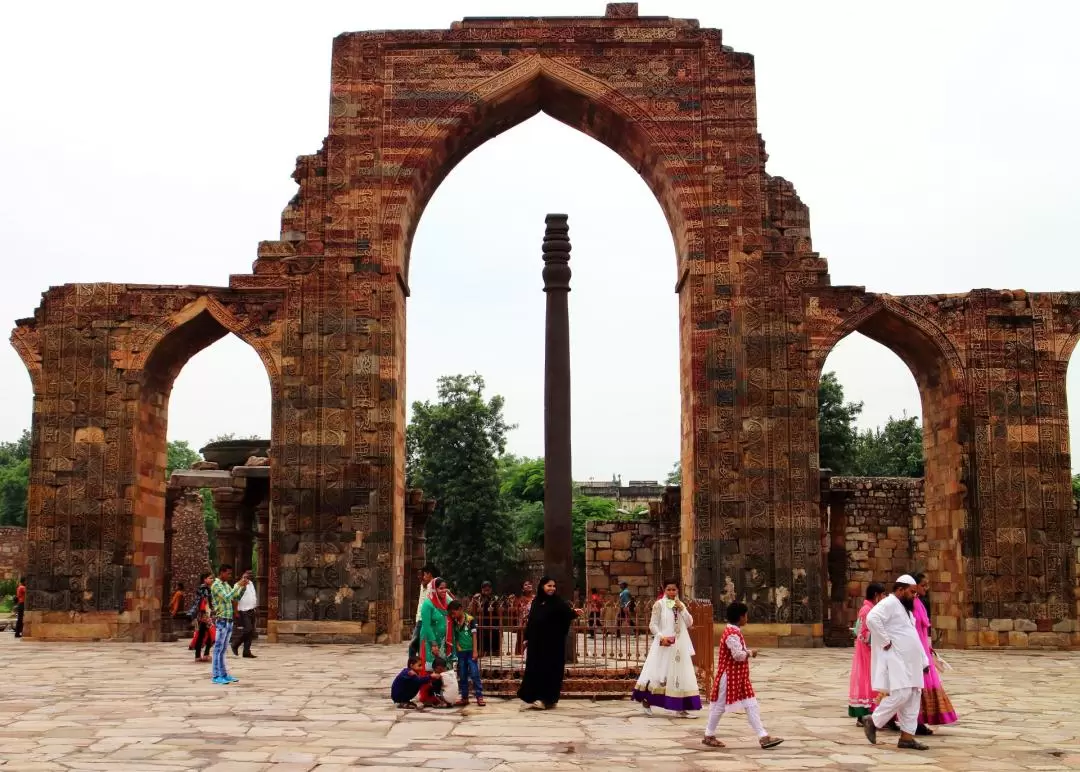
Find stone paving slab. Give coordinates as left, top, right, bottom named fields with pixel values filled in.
left=1, top=635, right=1078, bottom=770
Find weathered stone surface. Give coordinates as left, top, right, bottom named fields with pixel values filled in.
left=169, top=470, right=233, bottom=488
left=167, top=488, right=211, bottom=615
left=0, top=525, right=26, bottom=581
left=2, top=637, right=1079, bottom=771
left=1007, top=631, right=1030, bottom=648
left=990, top=619, right=1014, bottom=632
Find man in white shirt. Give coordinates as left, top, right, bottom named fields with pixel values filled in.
left=408, top=565, right=437, bottom=659
left=863, top=574, right=931, bottom=751
left=231, top=570, right=259, bottom=659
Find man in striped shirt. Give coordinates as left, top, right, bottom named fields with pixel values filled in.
left=210, top=564, right=250, bottom=685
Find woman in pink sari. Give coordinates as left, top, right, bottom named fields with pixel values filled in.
left=912, top=572, right=957, bottom=732
left=848, top=582, right=884, bottom=725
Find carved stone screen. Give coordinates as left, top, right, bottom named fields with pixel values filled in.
left=11, top=4, right=1080, bottom=646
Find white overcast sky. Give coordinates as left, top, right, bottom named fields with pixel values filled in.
left=1, top=1, right=1078, bottom=480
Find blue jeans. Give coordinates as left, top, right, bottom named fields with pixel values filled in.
left=457, top=650, right=482, bottom=699
left=212, top=620, right=234, bottom=679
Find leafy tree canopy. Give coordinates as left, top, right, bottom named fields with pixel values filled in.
left=408, top=374, right=517, bottom=594
left=166, top=440, right=201, bottom=479
left=500, top=456, right=545, bottom=504
left=854, top=414, right=924, bottom=478
left=818, top=372, right=863, bottom=475
left=0, top=430, right=30, bottom=527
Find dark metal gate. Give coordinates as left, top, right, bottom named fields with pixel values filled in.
left=470, top=595, right=714, bottom=698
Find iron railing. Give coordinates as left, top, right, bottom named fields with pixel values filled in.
left=465, top=595, right=714, bottom=698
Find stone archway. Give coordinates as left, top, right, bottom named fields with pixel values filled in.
left=133, top=297, right=280, bottom=639
left=812, top=297, right=970, bottom=642
left=11, top=5, right=1080, bottom=646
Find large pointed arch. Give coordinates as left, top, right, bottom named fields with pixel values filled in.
left=382, top=55, right=699, bottom=283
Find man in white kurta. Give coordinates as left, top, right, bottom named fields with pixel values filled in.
left=863, top=575, right=930, bottom=751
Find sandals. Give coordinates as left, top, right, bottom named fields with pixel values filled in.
left=475, top=698, right=486, bottom=707
left=897, top=738, right=930, bottom=751
left=701, top=736, right=725, bottom=748
left=759, top=736, right=784, bottom=749
left=396, top=701, right=420, bottom=710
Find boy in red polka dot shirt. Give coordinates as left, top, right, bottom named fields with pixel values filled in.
left=702, top=602, right=784, bottom=750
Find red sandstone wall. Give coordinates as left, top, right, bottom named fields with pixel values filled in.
left=0, top=526, right=26, bottom=581
left=829, top=477, right=925, bottom=622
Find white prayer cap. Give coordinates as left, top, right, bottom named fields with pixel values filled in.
left=895, top=574, right=917, bottom=585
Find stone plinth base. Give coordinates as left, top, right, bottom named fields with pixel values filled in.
left=726, top=623, right=825, bottom=648
left=267, top=620, right=398, bottom=644
left=946, top=618, right=1079, bottom=650
left=23, top=611, right=161, bottom=642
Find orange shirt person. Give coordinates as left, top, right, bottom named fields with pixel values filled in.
left=169, top=583, right=185, bottom=616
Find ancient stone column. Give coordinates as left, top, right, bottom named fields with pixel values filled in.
left=212, top=487, right=244, bottom=572
left=542, top=214, right=574, bottom=600
left=255, top=499, right=270, bottom=632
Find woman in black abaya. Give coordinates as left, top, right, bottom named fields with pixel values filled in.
left=517, top=576, right=582, bottom=709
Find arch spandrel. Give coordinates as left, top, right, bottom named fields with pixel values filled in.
left=809, top=292, right=967, bottom=392
left=130, top=294, right=283, bottom=395
left=375, top=54, right=704, bottom=283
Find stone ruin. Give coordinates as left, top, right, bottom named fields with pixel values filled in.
left=9, top=4, right=1080, bottom=646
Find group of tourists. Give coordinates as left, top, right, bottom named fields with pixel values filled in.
left=394, top=566, right=957, bottom=753
left=848, top=572, right=957, bottom=751
left=394, top=566, right=582, bottom=710
left=392, top=569, right=787, bottom=750
left=173, top=564, right=259, bottom=684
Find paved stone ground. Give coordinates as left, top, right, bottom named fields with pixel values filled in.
left=2, top=635, right=1079, bottom=771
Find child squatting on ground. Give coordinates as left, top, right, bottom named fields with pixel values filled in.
left=391, top=655, right=447, bottom=709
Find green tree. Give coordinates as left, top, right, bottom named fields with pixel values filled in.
left=664, top=461, right=681, bottom=486
left=498, top=454, right=642, bottom=591
left=164, top=440, right=220, bottom=566
left=0, top=430, right=30, bottom=527
left=0, top=429, right=31, bottom=467
left=854, top=414, right=924, bottom=477
left=408, top=374, right=516, bottom=594
left=500, top=456, right=545, bottom=504
left=166, top=440, right=201, bottom=479
left=0, top=458, right=29, bottom=527
left=818, top=371, right=863, bottom=474
left=1072, top=473, right=1079, bottom=501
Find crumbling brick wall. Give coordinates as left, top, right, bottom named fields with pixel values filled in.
left=168, top=489, right=211, bottom=614
left=829, top=477, right=926, bottom=623
left=586, top=520, right=657, bottom=605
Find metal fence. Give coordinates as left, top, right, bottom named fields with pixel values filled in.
left=467, top=595, right=714, bottom=698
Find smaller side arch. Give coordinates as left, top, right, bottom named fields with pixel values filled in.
left=132, top=295, right=281, bottom=392
left=811, top=292, right=971, bottom=647
left=810, top=295, right=967, bottom=393
left=128, top=293, right=281, bottom=640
